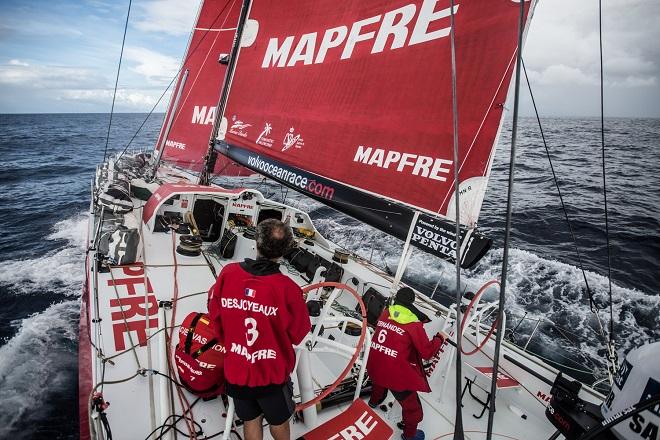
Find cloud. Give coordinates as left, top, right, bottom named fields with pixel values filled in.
left=124, top=46, right=179, bottom=85
left=133, top=0, right=201, bottom=36
left=525, top=0, right=660, bottom=91
left=0, top=60, right=104, bottom=89
left=1, top=19, right=83, bottom=38
left=528, top=64, right=598, bottom=86
left=59, top=88, right=158, bottom=109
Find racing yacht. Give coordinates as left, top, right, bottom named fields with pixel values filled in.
left=79, top=0, right=660, bottom=439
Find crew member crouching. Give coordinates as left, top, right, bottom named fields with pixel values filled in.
left=208, top=219, right=311, bottom=440
left=367, top=287, right=444, bottom=440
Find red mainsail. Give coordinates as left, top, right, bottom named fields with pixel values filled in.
left=155, top=0, right=252, bottom=176
left=218, top=0, right=534, bottom=224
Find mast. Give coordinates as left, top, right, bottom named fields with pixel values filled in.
left=200, top=0, right=252, bottom=186
left=485, top=0, right=526, bottom=438
left=448, top=0, right=464, bottom=436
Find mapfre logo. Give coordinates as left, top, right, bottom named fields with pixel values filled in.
left=192, top=106, right=216, bottom=125
left=165, top=139, right=186, bottom=150
left=261, top=0, right=459, bottom=68
left=231, top=202, right=253, bottom=210
left=353, top=145, right=453, bottom=182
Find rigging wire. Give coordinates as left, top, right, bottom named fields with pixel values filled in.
left=486, top=1, right=525, bottom=438
left=114, top=0, right=235, bottom=163
left=598, top=0, right=618, bottom=377
left=102, top=0, right=132, bottom=162
left=520, top=59, right=598, bottom=308
left=520, top=59, right=613, bottom=359
left=448, top=1, right=464, bottom=438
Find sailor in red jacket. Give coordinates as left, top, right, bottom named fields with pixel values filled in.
left=208, top=219, right=311, bottom=440
left=367, top=287, right=444, bottom=440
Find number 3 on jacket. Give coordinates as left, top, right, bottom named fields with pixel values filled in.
left=245, top=317, right=259, bottom=346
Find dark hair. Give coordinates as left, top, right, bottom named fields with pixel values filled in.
left=256, top=219, right=293, bottom=259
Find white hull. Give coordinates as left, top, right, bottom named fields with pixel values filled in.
left=80, top=157, right=604, bottom=440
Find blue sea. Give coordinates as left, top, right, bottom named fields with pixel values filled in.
left=0, top=113, right=658, bottom=439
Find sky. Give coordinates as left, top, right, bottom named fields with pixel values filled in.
left=0, top=0, right=658, bottom=117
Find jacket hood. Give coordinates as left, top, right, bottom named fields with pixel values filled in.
left=239, top=258, right=281, bottom=276
left=388, top=305, right=419, bottom=325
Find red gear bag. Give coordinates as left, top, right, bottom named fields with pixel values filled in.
left=174, top=312, right=226, bottom=398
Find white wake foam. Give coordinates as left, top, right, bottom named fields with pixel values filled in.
left=0, top=213, right=87, bottom=296
left=0, top=300, right=79, bottom=437
left=310, top=213, right=659, bottom=378
left=0, top=213, right=87, bottom=437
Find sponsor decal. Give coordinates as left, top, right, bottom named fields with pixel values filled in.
left=107, top=264, right=158, bottom=352
left=353, top=145, right=453, bottom=182
left=537, top=390, right=552, bottom=403
left=165, top=139, right=186, bottom=150
left=230, top=342, right=277, bottom=363
left=261, top=0, right=459, bottom=68
left=256, top=122, right=274, bottom=148
left=411, top=215, right=462, bottom=262
left=614, top=359, right=633, bottom=390
left=641, top=378, right=660, bottom=417
left=192, top=105, right=216, bottom=125
left=229, top=115, right=251, bottom=138
left=282, top=127, right=304, bottom=152
left=370, top=341, right=398, bottom=358
left=246, top=154, right=335, bottom=200
left=231, top=201, right=254, bottom=210
left=473, top=366, right=519, bottom=389
left=628, top=413, right=659, bottom=438
left=547, top=404, right=572, bottom=433
left=302, top=399, right=393, bottom=440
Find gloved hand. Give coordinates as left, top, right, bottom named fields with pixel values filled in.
left=433, top=332, right=446, bottom=343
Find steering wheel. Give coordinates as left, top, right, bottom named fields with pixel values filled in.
left=296, top=282, right=368, bottom=411
left=460, top=280, right=500, bottom=355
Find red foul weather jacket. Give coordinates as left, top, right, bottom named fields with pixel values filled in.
left=208, top=259, right=311, bottom=388
left=367, top=306, right=443, bottom=392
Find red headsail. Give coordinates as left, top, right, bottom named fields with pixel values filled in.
left=218, top=0, right=534, bottom=226
left=155, top=0, right=252, bottom=176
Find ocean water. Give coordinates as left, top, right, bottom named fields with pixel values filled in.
left=0, top=113, right=658, bottom=439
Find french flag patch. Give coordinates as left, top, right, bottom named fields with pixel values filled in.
left=245, top=288, right=256, bottom=298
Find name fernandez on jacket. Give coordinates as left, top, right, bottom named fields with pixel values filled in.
left=354, top=145, right=453, bottom=182
left=262, top=0, right=459, bottom=68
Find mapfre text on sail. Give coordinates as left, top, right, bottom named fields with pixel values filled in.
left=261, top=1, right=459, bottom=68
left=354, top=146, right=453, bottom=182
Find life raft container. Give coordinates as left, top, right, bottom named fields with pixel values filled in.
left=174, top=312, right=226, bottom=398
